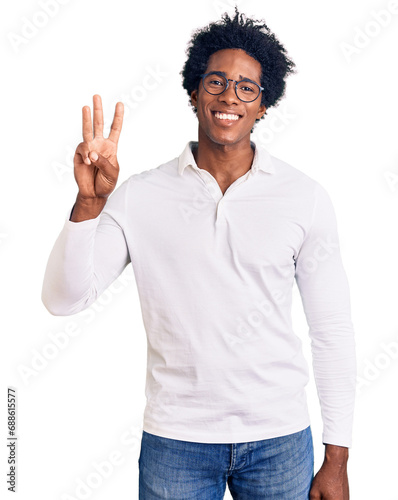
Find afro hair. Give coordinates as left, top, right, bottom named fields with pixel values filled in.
left=181, top=7, right=296, bottom=125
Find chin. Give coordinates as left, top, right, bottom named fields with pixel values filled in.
left=208, top=132, right=247, bottom=147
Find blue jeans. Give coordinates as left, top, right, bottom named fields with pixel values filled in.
left=138, top=426, right=314, bottom=499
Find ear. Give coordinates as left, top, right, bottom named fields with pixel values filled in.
left=191, top=89, right=198, bottom=107
left=256, top=103, right=267, bottom=120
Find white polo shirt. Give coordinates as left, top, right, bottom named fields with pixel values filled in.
left=42, top=140, right=356, bottom=447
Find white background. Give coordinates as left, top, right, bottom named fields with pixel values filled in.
left=1, top=0, right=398, bottom=498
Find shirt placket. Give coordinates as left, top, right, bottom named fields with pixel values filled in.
left=194, top=168, right=254, bottom=224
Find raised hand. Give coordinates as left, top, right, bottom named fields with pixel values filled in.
left=71, top=95, right=124, bottom=221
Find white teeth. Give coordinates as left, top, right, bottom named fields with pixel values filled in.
left=214, top=112, right=240, bottom=121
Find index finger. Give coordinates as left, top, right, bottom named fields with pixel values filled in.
left=82, top=105, right=93, bottom=142
left=108, top=102, right=124, bottom=144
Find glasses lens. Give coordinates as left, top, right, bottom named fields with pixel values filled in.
left=203, top=73, right=227, bottom=94
left=236, top=81, right=260, bottom=102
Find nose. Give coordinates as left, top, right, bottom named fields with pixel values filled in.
left=218, top=81, right=240, bottom=105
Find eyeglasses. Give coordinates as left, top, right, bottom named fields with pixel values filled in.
left=200, top=71, right=264, bottom=103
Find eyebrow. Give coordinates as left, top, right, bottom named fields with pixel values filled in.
left=212, top=71, right=257, bottom=83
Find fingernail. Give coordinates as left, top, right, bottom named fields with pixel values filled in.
left=91, top=152, right=98, bottom=161
left=85, top=157, right=91, bottom=165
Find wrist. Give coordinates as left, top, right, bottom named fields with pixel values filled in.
left=324, top=444, right=349, bottom=464
left=70, top=194, right=107, bottom=222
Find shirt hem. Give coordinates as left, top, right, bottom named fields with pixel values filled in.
left=142, top=418, right=311, bottom=444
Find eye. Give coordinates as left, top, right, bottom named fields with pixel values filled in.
left=209, top=79, right=224, bottom=86
left=241, top=86, right=255, bottom=93
left=237, top=82, right=257, bottom=94
left=203, top=73, right=227, bottom=92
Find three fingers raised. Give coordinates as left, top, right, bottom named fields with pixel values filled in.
left=82, top=95, right=124, bottom=145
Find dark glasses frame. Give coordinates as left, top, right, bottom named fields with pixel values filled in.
left=200, top=71, right=264, bottom=103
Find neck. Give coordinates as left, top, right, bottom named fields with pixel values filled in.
left=192, top=131, right=255, bottom=184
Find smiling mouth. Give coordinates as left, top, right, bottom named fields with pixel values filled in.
left=213, top=111, right=241, bottom=121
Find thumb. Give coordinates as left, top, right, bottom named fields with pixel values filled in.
left=89, top=151, right=99, bottom=162
left=89, top=151, right=118, bottom=178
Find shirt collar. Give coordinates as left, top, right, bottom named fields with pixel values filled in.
left=177, top=140, right=275, bottom=176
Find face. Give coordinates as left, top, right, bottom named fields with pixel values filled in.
left=190, top=48, right=266, bottom=148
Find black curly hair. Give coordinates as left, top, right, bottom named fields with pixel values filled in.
left=181, top=6, right=296, bottom=126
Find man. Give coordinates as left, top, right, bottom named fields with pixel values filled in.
left=42, top=8, right=356, bottom=499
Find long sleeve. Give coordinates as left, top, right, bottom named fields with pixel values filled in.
left=294, top=183, right=356, bottom=448
left=41, top=179, right=131, bottom=316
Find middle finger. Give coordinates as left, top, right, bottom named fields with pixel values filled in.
left=93, top=94, right=104, bottom=138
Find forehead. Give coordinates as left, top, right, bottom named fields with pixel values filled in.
left=206, top=48, right=262, bottom=81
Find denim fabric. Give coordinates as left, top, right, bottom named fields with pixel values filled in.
left=138, top=426, right=314, bottom=499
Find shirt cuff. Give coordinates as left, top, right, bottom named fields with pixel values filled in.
left=322, top=433, right=353, bottom=449
left=65, top=207, right=101, bottom=229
